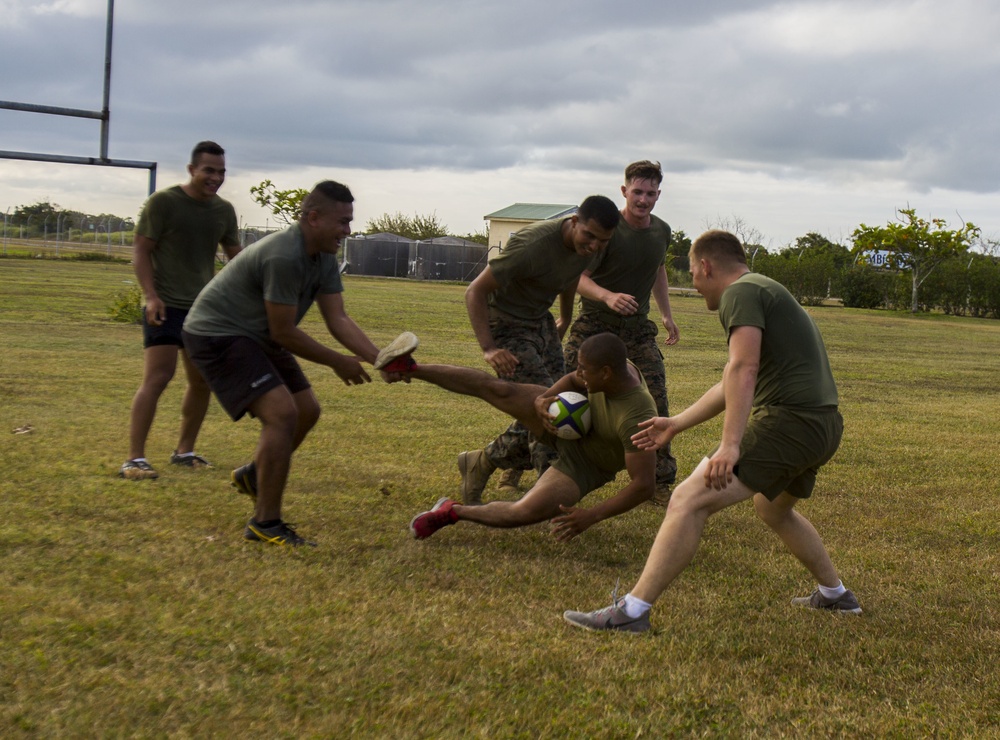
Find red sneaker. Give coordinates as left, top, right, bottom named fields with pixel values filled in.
left=375, top=332, right=419, bottom=370
left=381, top=355, right=418, bottom=373
left=409, top=497, right=458, bottom=539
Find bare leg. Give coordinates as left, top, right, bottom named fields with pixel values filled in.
left=631, top=458, right=755, bottom=604
left=175, top=349, right=212, bottom=454
left=409, top=363, right=549, bottom=438
left=247, top=386, right=299, bottom=523
left=455, top=467, right=580, bottom=528
left=290, top=387, right=321, bottom=450
left=754, top=492, right=840, bottom=587
left=127, top=344, right=178, bottom=460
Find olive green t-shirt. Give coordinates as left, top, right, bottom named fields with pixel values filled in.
left=488, top=219, right=597, bottom=320
left=183, top=224, right=343, bottom=346
left=718, top=273, right=839, bottom=409
left=136, top=185, right=240, bottom=309
left=551, top=362, right=657, bottom=493
left=579, top=214, right=670, bottom=318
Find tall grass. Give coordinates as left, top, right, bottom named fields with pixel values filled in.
left=1, top=259, right=999, bottom=736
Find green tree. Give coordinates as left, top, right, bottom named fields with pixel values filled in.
left=666, top=228, right=692, bottom=271
left=249, top=180, right=309, bottom=226
left=365, top=212, right=448, bottom=241
left=459, top=227, right=489, bottom=246
left=852, top=208, right=980, bottom=313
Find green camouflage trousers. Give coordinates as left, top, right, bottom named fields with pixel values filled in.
left=482, top=312, right=563, bottom=473
left=564, top=312, right=678, bottom=487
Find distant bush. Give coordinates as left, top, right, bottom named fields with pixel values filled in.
left=840, top=265, right=895, bottom=309
left=108, top=284, right=143, bottom=323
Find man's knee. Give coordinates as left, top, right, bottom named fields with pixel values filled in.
left=753, top=492, right=796, bottom=528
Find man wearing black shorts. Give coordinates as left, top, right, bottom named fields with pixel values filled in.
left=183, top=180, right=398, bottom=546
left=119, top=141, right=241, bottom=480
left=564, top=230, right=860, bottom=633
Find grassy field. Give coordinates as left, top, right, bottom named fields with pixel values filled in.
left=2, top=258, right=999, bottom=737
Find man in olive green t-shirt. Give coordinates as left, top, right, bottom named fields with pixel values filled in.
left=564, top=230, right=860, bottom=634
left=119, top=141, right=241, bottom=481
left=459, top=195, right=620, bottom=504
left=399, top=332, right=658, bottom=542
left=565, top=160, right=680, bottom=503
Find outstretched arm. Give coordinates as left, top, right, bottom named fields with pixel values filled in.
left=268, top=298, right=371, bottom=386
left=549, top=449, right=656, bottom=541
left=631, top=380, right=726, bottom=450
left=316, top=292, right=380, bottom=364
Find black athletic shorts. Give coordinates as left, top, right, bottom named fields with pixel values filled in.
left=142, top=306, right=188, bottom=348
left=181, top=331, right=311, bottom=421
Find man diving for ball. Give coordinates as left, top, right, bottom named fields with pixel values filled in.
left=379, top=332, right=658, bottom=541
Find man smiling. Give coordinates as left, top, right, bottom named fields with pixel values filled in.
left=182, top=180, right=394, bottom=546
left=119, top=141, right=241, bottom=481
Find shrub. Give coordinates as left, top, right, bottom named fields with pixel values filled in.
left=108, top=284, right=143, bottom=323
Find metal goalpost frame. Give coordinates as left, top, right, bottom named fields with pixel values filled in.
left=0, top=0, right=157, bottom=196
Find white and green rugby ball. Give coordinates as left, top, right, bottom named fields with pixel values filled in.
left=548, top=391, right=592, bottom=440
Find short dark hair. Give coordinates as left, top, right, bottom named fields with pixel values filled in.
left=576, top=195, right=621, bottom=231
left=624, top=160, right=662, bottom=187
left=300, top=180, right=354, bottom=218
left=191, top=141, right=224, bottom=165
left=691, top=229, right=747, bottom=266
left=579, top=332, right=628, bottom=375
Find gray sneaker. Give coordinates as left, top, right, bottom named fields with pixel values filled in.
left=791, top=588, right=862, bottom=615
left=564, top=597, right=651, bottom=634
left=457, top=449, right=495, bottom=505
left=497, top=468, right=523, bottom=496
left=374, top=332, right=419, bottom=370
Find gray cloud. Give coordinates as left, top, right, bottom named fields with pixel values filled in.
left=1, top=0, right=997, bottom=242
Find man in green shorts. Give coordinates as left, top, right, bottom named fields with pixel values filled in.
left=119, top=141, right=242, bottom=480
left=564, top=160, right=679, bottom=504
left=564, top=230, right=860, bottom=633
left=398, top=332, right=657, bottom=541
left=182, top=180, right=400, bottom=547
left=460, top=195, right=620, bottom=504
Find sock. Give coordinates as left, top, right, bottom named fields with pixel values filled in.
left=253, top=518, right=282, bottom=529
left=130, top=457, right=148, bottom=463
left=622, top=593, right=652, bottom=618
left=818, top=581, right=846, bottom=599
left=174, top=451, right=194, bottom=458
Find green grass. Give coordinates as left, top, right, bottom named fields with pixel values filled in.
left=2, top=259, right=1000, bottom=736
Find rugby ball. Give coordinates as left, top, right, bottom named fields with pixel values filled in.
left=547, top=391, right=591, bottom=440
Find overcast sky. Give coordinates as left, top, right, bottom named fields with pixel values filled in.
left=1, top=0, right=998, bottom=248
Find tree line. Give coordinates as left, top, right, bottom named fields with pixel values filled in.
left=250, top=180, right=488, bottom=244
left=10, top=189, right=999, bottom=318
left=4, top=201, right=134, bottom=242
left=665, top=209, right=999, bottom=318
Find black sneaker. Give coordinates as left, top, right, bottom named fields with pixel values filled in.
left=170, top=451, right=213, bottom=468
left=243, top=519, right=316, bottom=547
left=791, top=588, right=862, bottom=615
left=119, top=459, right=158, bottom=480
left=231, top=463, right=258, bottom=500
